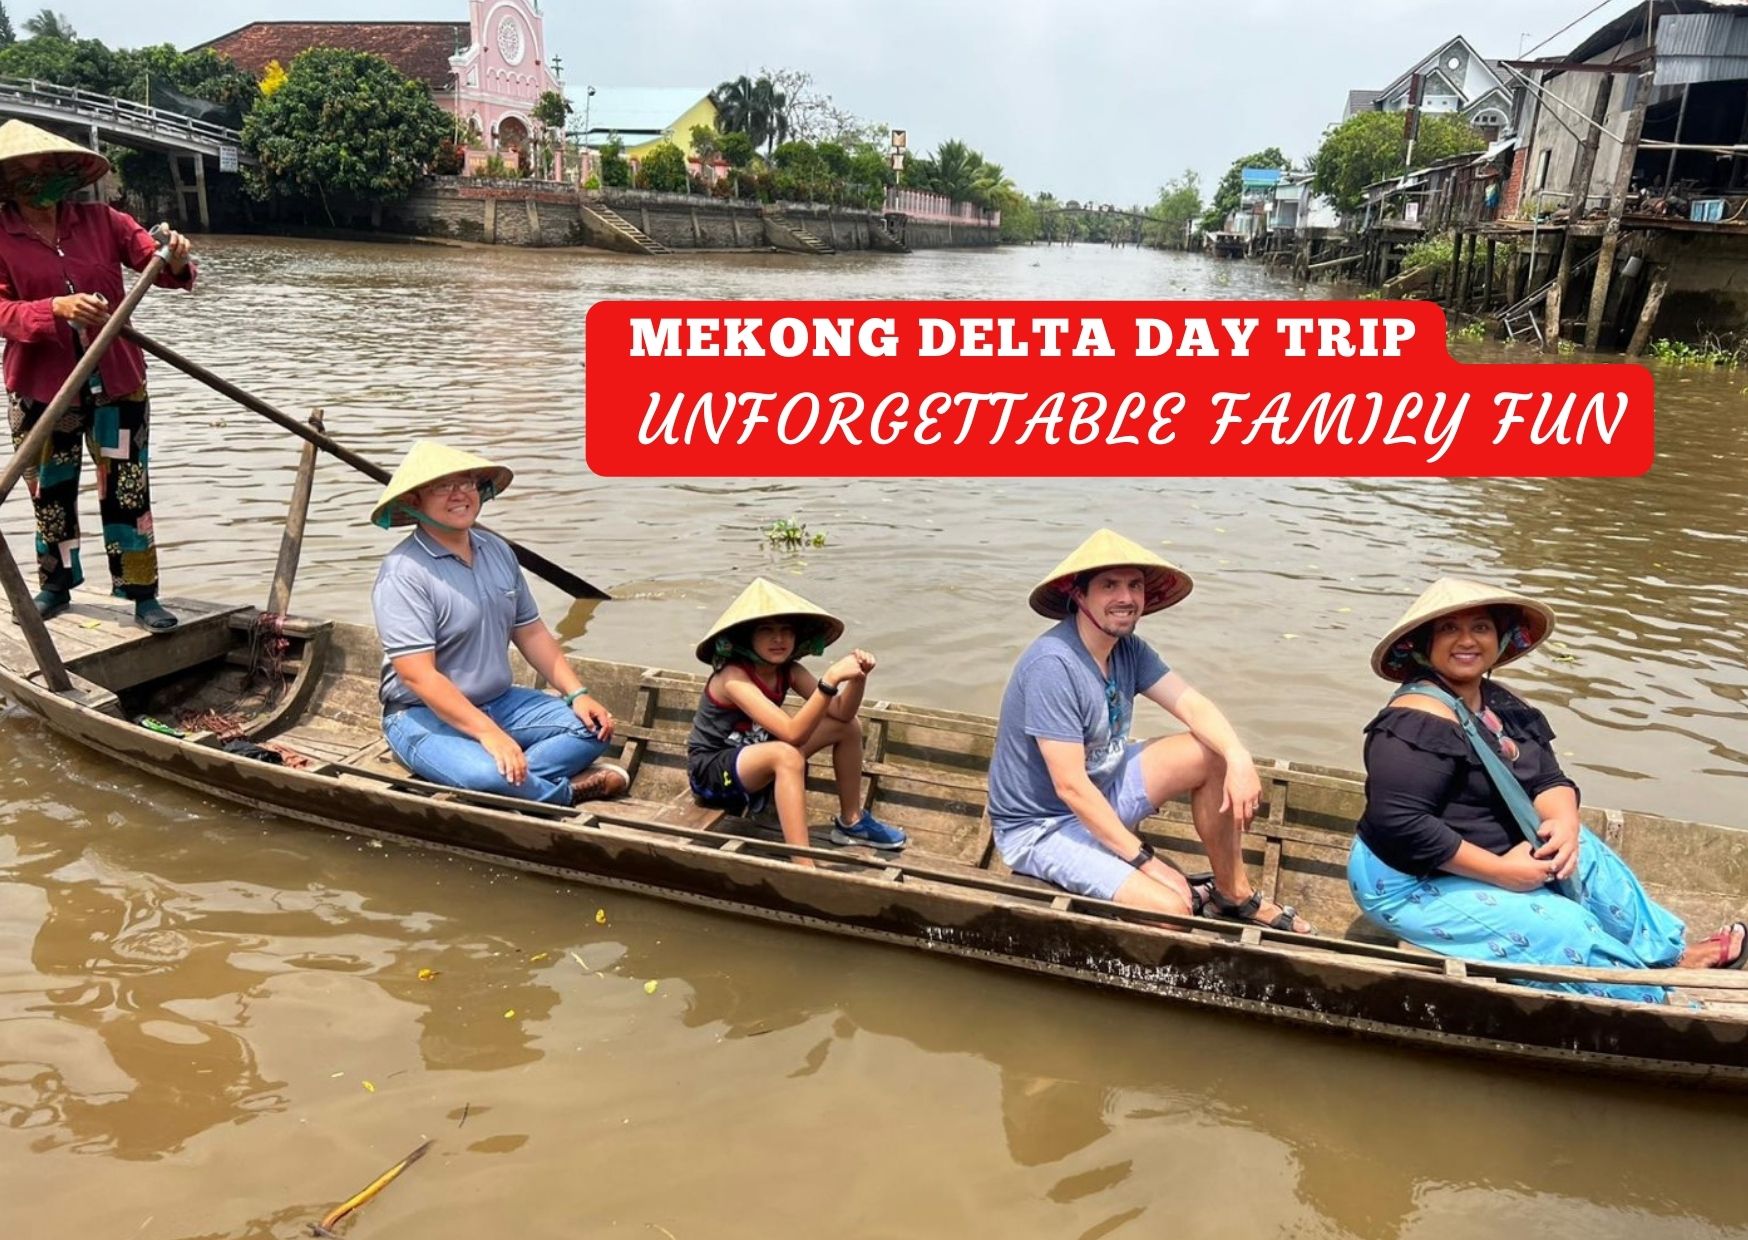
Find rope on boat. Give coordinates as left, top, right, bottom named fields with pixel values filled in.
left=173, top=611, right=313, bottom=768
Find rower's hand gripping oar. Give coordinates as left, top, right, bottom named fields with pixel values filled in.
left=0, top=223, right=177, bottom=508
left=116, top=326, right=610, bottom=602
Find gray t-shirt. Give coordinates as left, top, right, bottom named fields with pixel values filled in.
left=987, top=615, right=1170, bottom=828
left=372, top=527, right=540, bottom=711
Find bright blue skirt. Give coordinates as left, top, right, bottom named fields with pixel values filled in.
left=1349, top=827, right=1688, bottom=1004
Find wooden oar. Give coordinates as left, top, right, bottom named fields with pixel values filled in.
left=120, top=326, right=611, bottom=602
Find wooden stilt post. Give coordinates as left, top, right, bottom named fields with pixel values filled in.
left=1626, top=265, right=1670, bottom=357
left=267, top=409, right=324, bottom=617
left=1455, top=230, right=1475, bottom=312
left=1548, top=75, right=1614, bottom=345
left=1447, top=228, right=1465, bottom=308
left=0, top=527, right=70, bottom=691
left=1585, top=69, right=1652, bottom=351
left=1482, top=236, right=1497, bottom=312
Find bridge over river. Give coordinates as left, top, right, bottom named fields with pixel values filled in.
left=0, top=76, right=250, bottom=228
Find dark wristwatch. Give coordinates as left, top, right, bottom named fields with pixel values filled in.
left=817, top=678, right=839, bottom=698
left=1126, top=840, right=1155, bottom=869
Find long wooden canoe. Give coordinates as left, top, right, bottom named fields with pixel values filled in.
left=2, top=594, right=1746, bottom=1088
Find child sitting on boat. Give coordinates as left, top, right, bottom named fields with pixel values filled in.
left=687, top=578, right=906, bottom=859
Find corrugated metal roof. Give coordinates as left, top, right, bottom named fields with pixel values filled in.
left=582, top=87, right=712, bottom=141
left=1656, top=11, right=1748, bottom=84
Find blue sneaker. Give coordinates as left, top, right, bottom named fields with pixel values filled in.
left=830, top=808, right=907, bottom=850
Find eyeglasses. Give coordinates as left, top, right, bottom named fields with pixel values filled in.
left=1478, top=706, right=1520, bottom=762
left=424, top=476, right=481, bottom=497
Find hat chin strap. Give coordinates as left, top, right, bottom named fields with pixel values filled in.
left=1069, top=588, right=1135, bottom=640
left=394, top=501, right=466, bottom=534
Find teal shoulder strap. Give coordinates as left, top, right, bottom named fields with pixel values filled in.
left=1391, top=680, right=1583, bottom=901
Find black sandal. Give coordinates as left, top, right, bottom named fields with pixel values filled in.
left=1207, top=888, right=1314, bottom=935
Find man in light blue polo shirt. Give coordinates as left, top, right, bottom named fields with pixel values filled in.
left=369, top=441, right=627, bottom=806
left=988, top=529, right=1311, bottom=933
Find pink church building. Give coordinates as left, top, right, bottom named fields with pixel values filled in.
left=198, top=1, right=567, bottom=176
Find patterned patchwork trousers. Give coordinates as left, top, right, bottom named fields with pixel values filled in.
left=8, top=384, right=159, bottom=600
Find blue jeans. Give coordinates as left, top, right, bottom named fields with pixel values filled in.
left=1349, top=827, right=1687, bottom=1004
left=383, top=686, right=609, bottom=806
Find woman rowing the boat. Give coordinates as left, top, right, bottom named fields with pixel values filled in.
left=1349, top=578, right=1746, bottom=1002
left=369, top=441, right=628, bottom=806
left=0, top=120, right=193, bottom=632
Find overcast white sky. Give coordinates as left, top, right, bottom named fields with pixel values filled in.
left=60, top=0, right=1629, bottom=204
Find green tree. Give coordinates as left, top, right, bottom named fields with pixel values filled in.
left=717, top=130, right=755, bottom=168
left=0, top=33, right=116, bottom=91
left=242, top=47, right=448, bottom=222
left=597, top=135, right=630, bottom=188
left=21, top=7, right=71, bottom=39
left=712, top=74, right=790, bottom=156
left=0, top=4, right=15, bottom=47
left=638, top=141, right=688, bottom=193
left=1198, top=146, right=1288, bottom=233
left=1147, top=169, right=1202, bottom=249
left=1310, top=110, right=1484, bottom=215
left=689, top=124, right=721, bottom=164
left=533, top=89, right=570, bottom=131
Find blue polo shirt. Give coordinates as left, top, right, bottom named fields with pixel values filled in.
left=372, top=526, right=540, bottom=711
left=986, top=616, right=1170, bottom=829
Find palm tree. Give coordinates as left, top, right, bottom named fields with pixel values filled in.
left=22, top=7, right=73, bottom=39
left=712, top=76, right=755, bottom=142
left=712, top=75, right=790, bottom=157
left=928, top=139, right=984, bottom=205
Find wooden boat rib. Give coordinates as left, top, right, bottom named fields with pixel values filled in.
left=3, top=592, right=1747, bottom=1089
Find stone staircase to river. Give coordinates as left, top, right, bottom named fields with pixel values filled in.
left=578, top=203, right=671, bottom=255
left=761, top=206, right=837, bottom=255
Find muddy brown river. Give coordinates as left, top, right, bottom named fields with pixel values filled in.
left=3, top=238, right=1745, bottom=1238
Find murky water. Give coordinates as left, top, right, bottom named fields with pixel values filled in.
left=4, top=238, right=1746, bottom=1237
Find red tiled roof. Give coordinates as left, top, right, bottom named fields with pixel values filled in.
left=191, top=22, right=470, bottom=89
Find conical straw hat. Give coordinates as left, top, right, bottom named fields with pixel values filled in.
left=370, top=440, right=514, bottom=529
left=695, top=577, right=845, bottom=664
left=0, top=119, right=109, bottom=198
left=1371, top=577, right=1556, bottom=681
left=1029, top=529, right=1193, bottom=619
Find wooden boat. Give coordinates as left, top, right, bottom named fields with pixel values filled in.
left=3, top=590, right=1746, bottom=1089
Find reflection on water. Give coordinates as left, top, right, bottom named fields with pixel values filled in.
left=2, top=238, right=1746, bottom=1236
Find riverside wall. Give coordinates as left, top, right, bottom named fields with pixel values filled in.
left=382, top=178, right=1001, bottom=252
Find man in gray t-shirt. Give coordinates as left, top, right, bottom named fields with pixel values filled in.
left=987, top=530, right=1311, bottom=933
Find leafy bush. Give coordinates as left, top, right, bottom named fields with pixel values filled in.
left=432, top=138, right=465, bottom=175
left=639, top=142, right=689, bottom=194
left=1401, top=234, right=1454, bottom=273
left=598, top=136, right=630, bottom=188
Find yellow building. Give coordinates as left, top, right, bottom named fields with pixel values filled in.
left=582, top=87, right=718, bottom=160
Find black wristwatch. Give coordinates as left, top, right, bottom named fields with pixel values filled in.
left=1126, top=840, right=1155, bottom=869
left=817, top=678, right=839, bottom=698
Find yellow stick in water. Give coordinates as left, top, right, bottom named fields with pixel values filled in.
left=311, top=1139, right=434, bottom=1237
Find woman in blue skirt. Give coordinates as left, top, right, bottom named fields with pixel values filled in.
left=1349, top=578, right=1745, bottom=1003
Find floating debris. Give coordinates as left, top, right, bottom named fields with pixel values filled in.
left=417, top=968, right=438, bottom=981
left=595, top=909, right=608, bottom=925
left=362, top=1080, right=375, bottom=1093
left=310, top=1138, right=433, bottom=1238
left=530, top=952, right=549, bottom=962
left=503, top=1009, right=516, bottom=1019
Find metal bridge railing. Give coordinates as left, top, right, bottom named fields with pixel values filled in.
left=0, top=76, right=244, bottom=148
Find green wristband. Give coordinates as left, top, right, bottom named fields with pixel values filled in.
left=562, top=687, right=588, bottom=706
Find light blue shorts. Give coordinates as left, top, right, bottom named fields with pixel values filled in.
left=995, top=742, right=1156, bottom=901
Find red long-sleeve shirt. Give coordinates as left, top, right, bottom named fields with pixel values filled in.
left=0, top=201, right=195, bottom=403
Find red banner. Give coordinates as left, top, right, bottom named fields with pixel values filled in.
left=583, top=300, right=1654, bottom=477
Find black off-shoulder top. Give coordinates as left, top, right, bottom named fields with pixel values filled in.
left=1356, top=680, right=1579, bottom=876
